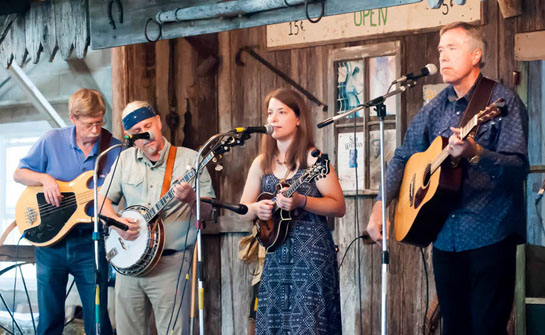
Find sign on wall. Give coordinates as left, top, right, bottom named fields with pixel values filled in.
left=266, top=0, right=481, bottom=50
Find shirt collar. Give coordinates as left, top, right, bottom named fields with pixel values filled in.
left=447, top=73, right=483, bottom=104
left=136, top=136, right=171, bottom=167
left=69, top=126, right=102, bottom=157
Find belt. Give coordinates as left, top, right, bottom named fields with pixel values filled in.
left=162, top=249, right=178, bottom=256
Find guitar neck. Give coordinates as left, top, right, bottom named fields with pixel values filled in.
left=283, top=175, right=306, bottom=199
left=143, top=151, right=215, bottom=222
left=430, top=116, right=478, bottom=173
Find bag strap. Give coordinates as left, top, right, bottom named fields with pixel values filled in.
left=161, top=144, right=177, bottom=197
left=458, top=76, right=496, bottom=135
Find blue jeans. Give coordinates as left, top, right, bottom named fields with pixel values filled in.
left=35, top=228, right=112, bottom=335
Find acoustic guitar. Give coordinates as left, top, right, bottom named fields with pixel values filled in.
left=255, top=151, right=330, bottom=252
left=15, top=170, right=98, bottom=246
left=394, top=98, right=505, bottom=247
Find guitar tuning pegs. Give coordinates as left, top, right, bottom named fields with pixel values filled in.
left=215, top=164, right=223, bottom=172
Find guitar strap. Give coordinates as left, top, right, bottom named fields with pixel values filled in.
left=97, top=129, right=113, bottom=177
left=458, top=76, right=496, bottom=137
left=150, top=144, right=177, bottom=236
left=161, top=145, right=177, bottom=197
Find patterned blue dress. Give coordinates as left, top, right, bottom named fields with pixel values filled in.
left=255, top=170, right=342, bottom=335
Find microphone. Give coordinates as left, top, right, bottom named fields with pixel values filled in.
left=536, top=179, right=545, bottom=204
left=230, top=124, right=273, bottom=135
left=393, top=64, right=438, bottom=84
left=99, top=214, right=129, bottom=231
left=124, top=131, right=155, bottom=142
left=201, top=197, right=249, bottom=215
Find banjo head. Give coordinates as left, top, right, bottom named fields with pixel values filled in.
left=105, top=205, right=161, bottom=273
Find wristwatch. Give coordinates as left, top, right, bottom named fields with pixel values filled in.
left=469, top=144, right=483, bottom=165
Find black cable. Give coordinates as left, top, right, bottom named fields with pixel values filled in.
left=352, top=111, right=364, bottom=335
left=17, top=262, right=36, bottom=334
left=304, top=0, right=325, bottom=24
left=11, top=235, right=26, bottom=335
left=0, top=266, right=24, bottom=335
left=64, top=308, right=83, bottom=327
left=420, top=248, right=429, bottom=335
left=65, top=278, right=76, bottom=300
left=534, top=201, right=545, bottom=239
left=98, top=145, right=123, bottom=216
left=167, top=201, right=197, bottom=330
left=166, top=181, right=197, bottom=334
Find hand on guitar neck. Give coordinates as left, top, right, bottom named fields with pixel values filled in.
left=367, top=201, right=390, bottom=243
left=447, top=127, right=482, bottom=160
left=275, top=188, right=307, bottom=212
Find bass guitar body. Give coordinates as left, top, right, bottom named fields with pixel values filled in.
left=394, top=136, right=461, bottom=247
left=15, top=170, right=97, bottom=246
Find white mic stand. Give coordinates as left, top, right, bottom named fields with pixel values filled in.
left=190, top=130, right=257, bottom=335
left=317, top=80, right=415, bottom=335
left=92, top=142, right=123, bottom=335
left=192, top=132, right=230, bottom=335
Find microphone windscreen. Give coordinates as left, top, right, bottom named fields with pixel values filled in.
left=425, top=64, right=438, bottom=76
left=264, top=124, right=273, bottom=135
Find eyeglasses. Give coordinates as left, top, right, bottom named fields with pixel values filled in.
left=78, top=119, right=105, bottom=130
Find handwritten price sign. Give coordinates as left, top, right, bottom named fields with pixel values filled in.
left=267, top=0, right=480, bottom=50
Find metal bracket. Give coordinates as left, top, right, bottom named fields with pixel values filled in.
left=236, top=47, right=327, bottom=112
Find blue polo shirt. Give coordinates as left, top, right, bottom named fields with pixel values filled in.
left=19, top=126, right=121, bottom=183
left=18, top=126, right=122, bottom=218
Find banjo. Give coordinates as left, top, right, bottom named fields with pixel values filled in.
left=105, top=148, right=219, bottom=277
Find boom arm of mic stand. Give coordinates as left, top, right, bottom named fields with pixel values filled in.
left=317, top=82, right=413, bottom=128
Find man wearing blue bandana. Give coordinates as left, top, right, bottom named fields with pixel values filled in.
left=98, top=101, right=215, bottom=335
left=14, top=89, right=118, bottom=335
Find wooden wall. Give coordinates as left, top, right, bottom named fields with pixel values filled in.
left=110, top=1, right=545, bottom=334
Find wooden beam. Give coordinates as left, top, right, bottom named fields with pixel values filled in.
left=202, top=215, right=253, bottom=234
left=515, top=30, right=545, bottom=61
left=6, top=62, right=67, bottom=127
left=89, top=0, right=421, bottom=50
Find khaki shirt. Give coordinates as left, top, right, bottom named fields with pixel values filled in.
left=100, top=138, right=215, bottom=250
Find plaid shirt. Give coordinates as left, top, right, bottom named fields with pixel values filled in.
left=379, top=76, right=529, bottom=251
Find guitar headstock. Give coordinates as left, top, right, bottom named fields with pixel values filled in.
left=476, top=98, right=505, bottom=125
left=302, top=153, right=330, bottom=183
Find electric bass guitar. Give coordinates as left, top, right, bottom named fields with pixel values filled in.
left=255, top=151, right=330, bottom=252
left=15, top=170, right=98, bottom=246
left=394, top=98, right=505, bottom=247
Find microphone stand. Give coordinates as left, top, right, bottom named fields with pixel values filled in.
left=92, top=143, right=123, bottom=335
left=192, top=132, right=231, bottom=335
left=191, top=130, right=256, bottom=334
left=317, top=80, right=416, bottom=335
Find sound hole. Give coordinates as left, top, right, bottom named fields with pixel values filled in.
left=423, top=164, right=432, bottom=187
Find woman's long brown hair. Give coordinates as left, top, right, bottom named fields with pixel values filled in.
left=260, top=88, right=315, bottom=174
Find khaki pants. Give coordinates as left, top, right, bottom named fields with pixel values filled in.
left=115, top=250, right=193, bottom=335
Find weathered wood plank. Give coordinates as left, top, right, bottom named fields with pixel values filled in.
left=89, top=0, right=421, bottom=50
left=40, top=0, right=57, bottom=62
left=11, top=13, right=27, bottom=66
left=480, top=0, right=499, bottom=80
left=55, top=0, right=76, bottom=60
left=514, top=31, right=545, bottom=61
left=25, top=2, right=43, bottom=63
left=0, top=16, right=14, bottom=68
left=73, top=0, right=89, bottom=59
left=154, top=39, right=172, bottom=141
left=220, top=233, right=254, bottom=335
left=111, top=46, right=128, bottom=139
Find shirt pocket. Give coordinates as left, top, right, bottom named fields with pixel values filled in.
left=475, top=121, right=499, bottom=149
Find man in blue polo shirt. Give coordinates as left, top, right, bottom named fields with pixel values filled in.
left=14, top=88, right=119, bottom=335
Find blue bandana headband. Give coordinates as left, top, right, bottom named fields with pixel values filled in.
left=122, top=106, right=156, bottom=130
